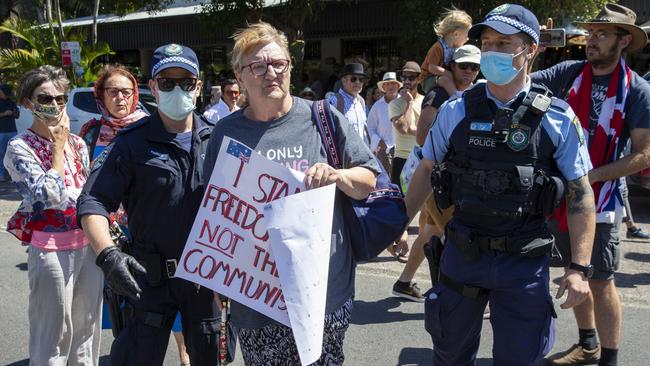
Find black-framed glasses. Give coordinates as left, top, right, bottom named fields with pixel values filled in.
left=243, top=59, right=291, bottom=76
left=35, top=94, right=68, bottom=105
left=156, top=77, right=198, bottom=92
left=347, top=76, right=367, bottom=83
left=400, top=75, right=417, bottom=82
left=104, top=87, right=134, bottom=98
left=457, top=63, right=480, bottom=72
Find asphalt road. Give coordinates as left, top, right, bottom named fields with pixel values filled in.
left=1, top=182, right=650, bottom=365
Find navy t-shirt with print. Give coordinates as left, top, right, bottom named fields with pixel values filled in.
left=532, top=60, right=650, bottom=158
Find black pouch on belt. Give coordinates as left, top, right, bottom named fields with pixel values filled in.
left=449, top=228, right=480, bottom=262
left=145, top=253, right=163, bottom=287
left=518, top=234, right=555, bottom=258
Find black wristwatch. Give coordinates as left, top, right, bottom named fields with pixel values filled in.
left=569, top=262, right=594, bottom=279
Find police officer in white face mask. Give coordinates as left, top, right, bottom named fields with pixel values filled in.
left=77, top=44, right=231, bottom=365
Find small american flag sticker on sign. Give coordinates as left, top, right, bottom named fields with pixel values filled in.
left=226, top=140, right=252, bottom=164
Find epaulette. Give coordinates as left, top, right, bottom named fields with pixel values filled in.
left=117, top=117, right=149, bottom=136
left=549, top=98, right=571, bottom=112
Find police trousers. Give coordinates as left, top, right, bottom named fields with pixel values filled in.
left=109, top=275, right=221, bottom=366
left=424, top=239, right=556, bottom=366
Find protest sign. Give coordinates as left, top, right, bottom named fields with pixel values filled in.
left=264, top=183, right=335, bottom=365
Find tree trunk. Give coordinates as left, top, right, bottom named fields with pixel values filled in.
left=53, top=0, right=64, bottom=41
left=45, top=0, right=54, bottom=37
left=92, top=0, right=100, bottom=46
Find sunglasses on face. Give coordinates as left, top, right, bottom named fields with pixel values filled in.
left=104, top=87, right=134, bottom=98
left=348, top=76, right=367, bottom=83
left=457, top=63, right=480, bottom=72
left=155, top=77, right=198, bottom=92
left=34, top=94, right=68, bottom=105
left=225, top=90, right=240, bottom=97
left=243, top=59, right=291, bottom=77
left=400, top=75, right=417, bottom=82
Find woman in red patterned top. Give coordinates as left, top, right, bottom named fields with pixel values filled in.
left=4, top=65, right=102, bottom=365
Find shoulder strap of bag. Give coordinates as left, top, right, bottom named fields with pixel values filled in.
left=311, top=99, right=342, bottom=169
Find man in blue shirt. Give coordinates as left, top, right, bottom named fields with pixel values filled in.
left=405, top=4, right=595, bottom=365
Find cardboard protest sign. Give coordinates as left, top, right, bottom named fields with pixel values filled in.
left=175, top=137, right=307, bottom=325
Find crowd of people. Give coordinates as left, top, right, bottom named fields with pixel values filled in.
left=2, top=2, right=650, bottom=366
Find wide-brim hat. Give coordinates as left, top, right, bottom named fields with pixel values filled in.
left=377, top=72, right=402, bottom=92
left=340, top=63, right=368, bottom=78
left=574, top=4, right=648, bottom=53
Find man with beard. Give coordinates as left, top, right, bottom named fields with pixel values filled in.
left=533, top=4, right=650, bottom=366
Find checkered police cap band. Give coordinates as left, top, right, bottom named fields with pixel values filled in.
left=485, top=15, right=539, bottom=44
left=152, top=56, right=199, bottom=75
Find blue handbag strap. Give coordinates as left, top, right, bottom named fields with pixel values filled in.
left=311, top=99, right=343, bottom=169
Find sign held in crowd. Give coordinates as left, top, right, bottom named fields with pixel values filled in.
left=175, top=137, right=335, bottom=365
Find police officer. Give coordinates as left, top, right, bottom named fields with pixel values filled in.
left=77, top=44, right=222, bottom=365
left=405, top=4, right=596, bottom=365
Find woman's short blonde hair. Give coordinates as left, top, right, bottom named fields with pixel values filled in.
left=434, top=8, right=472, bottom=37
left=230, top=22, right=290, bottom=73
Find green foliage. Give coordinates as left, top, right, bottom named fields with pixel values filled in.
left=399, top=0, right=609, bottom=61
left=0, top=17, right=114, bottom=88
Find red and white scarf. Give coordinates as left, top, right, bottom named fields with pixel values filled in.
left=555, top=58, right=631, bottom=231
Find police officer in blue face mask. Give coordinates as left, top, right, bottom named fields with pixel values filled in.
left=405, top=4, right=597, bottom=365
left=77, top=44, right=226, bottom=365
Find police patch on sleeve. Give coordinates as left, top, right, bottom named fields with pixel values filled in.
left=572, top=116, right=585, bottom=146
left=90, top=144, right=113, bottom=172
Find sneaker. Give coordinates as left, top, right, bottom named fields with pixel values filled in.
left=392, top=280, right=425, bottom=302
left=627, top=227, right=650, bottom=239
left=546, top=344, right=600, bottom=365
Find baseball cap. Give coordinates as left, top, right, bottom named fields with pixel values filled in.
left=453, top=45, right=481, bottom=64
left=401, top=61, right=421, bottom=74
left=151, top=43, right=200, bottom=77
left=469, top=4, right=540, bottom=44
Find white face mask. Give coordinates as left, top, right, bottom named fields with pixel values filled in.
left=156, top=86, right=196, bottom=120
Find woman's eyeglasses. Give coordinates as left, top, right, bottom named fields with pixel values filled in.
left=243, top=59, right=291, bottom=77
left=35, top=94, right=68, bottom=105
left=104, top=88, right=134, bottom=98
left=457, top=63, right=480, bottom=72
left=156, top=77, right=198, bottom=92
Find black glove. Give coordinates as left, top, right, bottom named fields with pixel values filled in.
left=96, top=246, right=146, bottom=300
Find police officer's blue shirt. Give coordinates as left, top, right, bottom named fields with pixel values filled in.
left=422, top=79, right=592, bottom=182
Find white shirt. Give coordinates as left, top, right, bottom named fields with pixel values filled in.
left=329, top=89, right=369, bottom=146
left=202, top=98, right=239, bottom=123
left=366, top=96, right=397, bottom=152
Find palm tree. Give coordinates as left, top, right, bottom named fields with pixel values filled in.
left=0, top=17, right=115, bottom=88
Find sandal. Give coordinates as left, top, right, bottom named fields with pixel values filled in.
left=386, top=243, right=398, bottom=258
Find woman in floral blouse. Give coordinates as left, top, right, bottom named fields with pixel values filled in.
left=4, top=65, right=102, bottom=365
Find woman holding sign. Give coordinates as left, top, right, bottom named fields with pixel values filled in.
left=203, top=22, right=380, bottom=365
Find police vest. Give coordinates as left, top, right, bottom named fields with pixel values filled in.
left=438, top=83, right=564, bottom=235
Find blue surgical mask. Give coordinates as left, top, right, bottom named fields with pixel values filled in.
left=156, top=86, right=196, bottom=120
left=480, top=48, right=528, bottom=85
